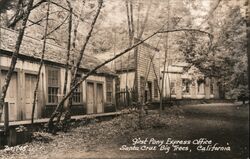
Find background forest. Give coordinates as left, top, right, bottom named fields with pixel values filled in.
left=0, top=0, right=248, bottom=99
left=0, top=1, right=249, bottom=158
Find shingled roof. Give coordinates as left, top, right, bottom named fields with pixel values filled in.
left=114, top=51, right=136, bottom=71
left=0, top=27, right=115, bottom=76
left=115, top=39, right=159, bottom=72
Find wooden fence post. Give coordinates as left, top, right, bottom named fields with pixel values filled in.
left=4, top=102, right=9, bottom=133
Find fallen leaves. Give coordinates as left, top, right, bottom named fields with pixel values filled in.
left=0, top=107, right=182, bottom=159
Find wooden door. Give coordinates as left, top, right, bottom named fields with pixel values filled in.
left=24, top=74, right=38, bottom=120
left=1, top=71, right=18, bottom=121
left=96, top=83, right=103, bottom=113
left=87, top=82, right=95, bottom=114
left=147, top=81, right=152, bottom=102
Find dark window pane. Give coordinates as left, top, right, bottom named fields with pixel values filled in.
left=106, top=78, right=113, bottom=103
left=154, top=79, right=158, bottom=98
left=72, top=76, right=82, bottom=104
left=48, top=67, right=60, bottom=104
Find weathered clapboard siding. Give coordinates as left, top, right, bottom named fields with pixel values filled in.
left=119, top=72, right=135, bottom=89
left=0, top=54, right=117, bottom=121
left=136, top=44, right=160, bottom=103
left=0, top=55, right=43, bottom=121
left=114, top=39, right=160, bottom=105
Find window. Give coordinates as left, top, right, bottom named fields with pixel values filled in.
left=48, top=67, right=60, bottom=104
left=170, top=81, right=176, bottom=95
left=197, top=79, right=205, bottom=94
left=147, top=81, right=152, bottom=101
left=182, top=79, right=191, bottom=94
left=72, top=76, right=82, bottom=104
left=154, top=79, right=158, bottom=98
left=210, top=78, right=214, bottom=94
left=106, top=77, right=113, bottom=103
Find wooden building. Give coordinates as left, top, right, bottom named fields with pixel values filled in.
left=161, top=62, right=220, bottom=99
left=114, top=40, right=160, bottom=105
left=0, top=27, right=116, bottom=122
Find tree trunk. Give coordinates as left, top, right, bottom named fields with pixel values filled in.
left=159, top=0, right=170, bottom=116
left=159, top=35, right=168, bottom=116
left=246, top=0, right=250, bottom=102
left=63, top=4, right=72, bottom=105
left=48, top=0, right=103, bottom=131
left=0, top=0, right=34, bottom=121
left=8, top=0, right=46, bottom=28
left=60, top=1, right=73, bottom=128
left=151, top=57, right=161, bottom=96
left=58, top=0, right=85, bottom=125
left=63, top=0, right=102, bottom=125
left=31, top=1, right=50, bottom=124
left=125, top=0, right=134, bottom=107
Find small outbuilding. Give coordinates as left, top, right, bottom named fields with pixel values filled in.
left=161, top=62, right=221, bottom=99
left=114, top=39, right=160, bottom=106
left=0, top=27, right=116, bottom=122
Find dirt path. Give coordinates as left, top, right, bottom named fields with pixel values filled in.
left=87, top=103, right=249, bottom=159
left=55, top=103, right=249, bottom=159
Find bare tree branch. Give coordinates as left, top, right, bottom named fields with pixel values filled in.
left=7, top=0, right=47, bottom=28
left=59, top=0, right=73, bottom=129
left=198, top=0, right=221, bottom=27
left=150, top=57, right=161, bottom=96
left=31, top=1, right=50, bottom=124
left=41, top=14, right=69, bottom=39
left=50, top=0, right=93, bottom=20
left=158, top=28, right=213, bottom=39
left=27, top=19, right=44, bottom=27
left=7, top=0, right=88, bottom=29
left=27, top=10, right=67, bottom=28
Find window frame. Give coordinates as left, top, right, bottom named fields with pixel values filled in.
left=170, top=81, right=176, bottom=95
left=46, top=66, right=61, bottom=105
left=106, top=77, right=113, bottom=103
left=182, top=79, right=191, bottom=95
left=210, top=78, right=214, bottom=94
left=72, top=75, right=83, bottom=105
left=154, top=79, right=158, bottom=98
left=197, top=79, right=205, bottom=95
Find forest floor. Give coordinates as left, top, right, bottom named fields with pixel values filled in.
left=0, top=103, right=249, bottom=159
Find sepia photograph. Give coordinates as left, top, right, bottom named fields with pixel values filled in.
left=0, top=0, right=249, bottom=158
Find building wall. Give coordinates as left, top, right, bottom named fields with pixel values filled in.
left=161, top=70, right=220, bottom=99
left=118, top=72, right=135, bottom=90
left=0, top=54, right=116, bottom=122
left=0, top=55, right=44, bottom=121
left=115, top=44, right=160, bottom=106
left=136, top=45, right=160, bottom=103
left=162, top=72, right=182, bottom=98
